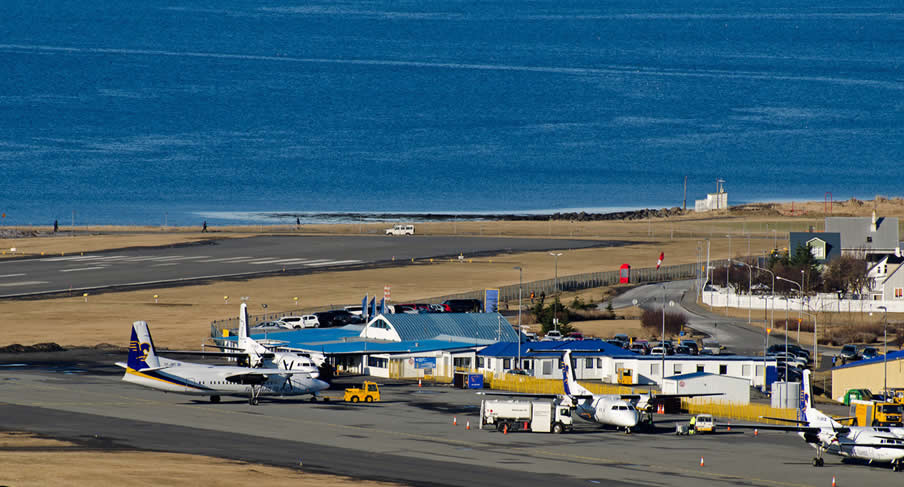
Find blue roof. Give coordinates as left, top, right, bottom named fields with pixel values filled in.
left=833, top=349, right=904, bottom=370
left=307, top=340, right=476, bottom=355
left=381, top=313, right=519, bottom=342
left=479, top=339, right=632, bottom=358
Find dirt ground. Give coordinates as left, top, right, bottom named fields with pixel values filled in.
left=0, top=432, right=403, bottom=487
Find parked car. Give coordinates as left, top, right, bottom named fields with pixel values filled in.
left=630, top=343, right=649, bottom=355
left=650, top=346, right=668, bottom=356
left=840, top=344, right=860, bottom=363
left=429, top=303, right=451, bottom=312
left=674, top=345, right=692, bottom=355
left=564, top=332, right=584, bottom=341
left=542, top=330, right=563, bottom=341
left=442, top=299, right=483, bottom=313
left=251, top=320, right=292, bottom=330
left=385, top=224, right=415, bottom=236
left=395, top=303, right=420, bottom=314
left=522, top=331, right=538, bottom=342
left=344, top=305, right=364, bottom=316
left=613, top=333, right=630, bottom=343
left=280, top=315, right=318, bottom=329
left=861, top=347, right=880, bottom=360
left=606, top=338, right=626, bottom=348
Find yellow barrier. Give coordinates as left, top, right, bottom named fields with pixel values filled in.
left=682, top=399, right=797, bottom=425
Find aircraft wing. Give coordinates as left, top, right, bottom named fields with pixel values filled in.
left=713, top=423, right=822, bottom=434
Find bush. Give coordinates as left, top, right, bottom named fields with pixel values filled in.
left=640, top=309, right=686, bottom=338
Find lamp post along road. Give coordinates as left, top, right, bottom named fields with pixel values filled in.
left=514, top=266, right=523, bottom=369
left=549, top=253, right=562, bottom=332
left=777, top=275, right=803, bottom=343
left=732, top=259, right=752, bottom=325
left=879, top=305, right=888, bottom=396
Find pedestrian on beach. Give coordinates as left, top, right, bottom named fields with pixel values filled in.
left=296, top=217, right=300, bottom=226
left=53, top=220, right=58, bottom=233
left=202, top=220, right=208, bottom=233
left=530, top=291, right=535, bottom=304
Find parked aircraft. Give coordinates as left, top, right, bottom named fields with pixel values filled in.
left=726, top=369, right=904, bottom=470
left=116, top=321, right=329, bottom=405
left=481, top=349, right=719, bottom=433
left=164, top=304, right=324, bottom=376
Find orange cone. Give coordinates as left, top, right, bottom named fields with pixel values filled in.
left=832, top=476, right=836, bottom=487
left=418, top=378, right=422, bottom=388
left=453, top=416, right=457, bottom=426
left=754, top=428, right=758, bottom=437
left=700, top=457, right=704, bottom=467
left=727, top=423, right=731, bottom=432
left=504, top=424, right=508, bottom=435
left=466, top=420, right=470, bottom=430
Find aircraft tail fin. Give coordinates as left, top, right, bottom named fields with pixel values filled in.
left=561, top=350, right=591, bottom=397
left=127, top=321, right=160, bottom=370
left=799, top=369, right=839, bottom=427
left=239, top=303, right=249, bottom=342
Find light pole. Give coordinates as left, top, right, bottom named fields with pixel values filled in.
left=549, top=253, right=562, bottom=332
left=777, top=275, right=803, bottom=342
left=726, top=235, right=732, bottom=308
left=661, top=295, right=675, bottom=385
left=514, top=266, right=523, bottom=369
left=879, top=305, right=888, bottom=396
left=801, top=309, right=818, bottom=368
left=732, top=259, right=752, bottom=325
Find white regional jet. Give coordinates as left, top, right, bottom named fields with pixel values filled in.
left=482, top=349, right=719, bottom=433
left=116, top=321, right=329, bottom=405
left=726, top=369, right=904, bottom=471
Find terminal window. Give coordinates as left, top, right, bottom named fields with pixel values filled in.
left=719, top=365, right=727, bottom=375
left=585, top=358, right=594, bottom=369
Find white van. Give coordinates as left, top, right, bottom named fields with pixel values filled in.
left=281, top=315, right=319, bottom=329
left=385, top=224, right=415, bottom=236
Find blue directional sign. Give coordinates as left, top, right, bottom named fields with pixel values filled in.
left=414, top=357, right=436, bottom=369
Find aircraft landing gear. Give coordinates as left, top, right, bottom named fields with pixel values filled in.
left=812, top=447, right=825, bottom=467
left=210, top=395, right=221, bottom=404
left=893, top=460, right=902, bottom=472
left=624, top=427, right=632, bottom=435
left=248, top=385, right=263, bottom=406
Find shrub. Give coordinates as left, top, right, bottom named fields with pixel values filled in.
left=640, top=309, right=686, bottom=338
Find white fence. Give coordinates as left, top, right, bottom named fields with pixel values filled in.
left=702, top=288, right=904, bottom=314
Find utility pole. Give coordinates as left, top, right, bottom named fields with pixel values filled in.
left=683, top=176, right=687, bottom=211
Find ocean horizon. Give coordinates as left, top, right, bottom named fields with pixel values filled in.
left=2, top=0, right=902, bottom=226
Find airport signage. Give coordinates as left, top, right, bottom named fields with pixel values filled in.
left=414, top=357, right=436, bottom=369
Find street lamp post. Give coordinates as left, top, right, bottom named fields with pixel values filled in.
left=732, top=259, right=752, bottom=325
left=514, top=266, right=523, bottom=369
left=777, top=275, right=803, bottom=342
left=549, top=253, right=562, bottom=332
left=879, top=305, right=888, bottom=396
left=801, top=310, right=818, bottom=368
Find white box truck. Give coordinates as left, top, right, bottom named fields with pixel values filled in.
left=480, top=399, right=573, bottom=433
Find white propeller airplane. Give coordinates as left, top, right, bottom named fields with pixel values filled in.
left=164, top=304, right=323, bottom=376
left=116, top=320, right=329, bottom=405
left=726, top=369, right=904, bottom=471
left=481, top=349, right=719, bottom=433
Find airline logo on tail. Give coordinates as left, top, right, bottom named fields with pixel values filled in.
left=126, top=321, right=159, bottom=370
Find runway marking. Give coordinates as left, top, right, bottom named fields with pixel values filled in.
left=59, top=266, right=108, bottom=273
left=43, top=256, right=98, bottom=262
left=0, top=280, right=47, bottom=287
left=0, top=273, right=26, bottom=278
left=196, top=256, right=254, bottom=263
left=152, top=263, right=180, bottom=267
left=305, top=259, right=362, bottom=267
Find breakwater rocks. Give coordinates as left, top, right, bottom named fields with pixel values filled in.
left=273, top=207, right=686, bottom=223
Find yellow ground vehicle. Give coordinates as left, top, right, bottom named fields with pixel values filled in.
left=849, top=399, right=904, bottom=426
left=616, top=368, right=633, bottom=385
left=344, top=381, right=381, bottom=403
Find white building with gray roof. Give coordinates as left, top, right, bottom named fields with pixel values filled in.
left=825, top=211, right=900, bottom=257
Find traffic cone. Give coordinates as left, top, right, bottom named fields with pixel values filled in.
left=418, top=378, right=422, bottom=388
left=524, top=421, right=528, bottom=429
left=454, top=416, right=457, bottom=426
left=700, top=456, right=704, bottom=467
left=754, top=428, right=758, bottom=437
left=466, top=420, right=471, bottom=430
left=831, top=476, right=836, bottom=487
left=503, top=424, right=508, bottom=435
left=727, top=423, right=731, bottom=432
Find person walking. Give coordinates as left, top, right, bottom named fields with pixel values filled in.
left=53, top=220, right=58, bottom=233
left=202, top=221, right=208, bottom=233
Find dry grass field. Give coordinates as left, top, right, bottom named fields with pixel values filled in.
left=3, top=200, right=903, bottom=349
left=0, top=432, right=403, bottom=487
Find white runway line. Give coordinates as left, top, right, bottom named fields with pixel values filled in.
left=59, top=266, right=108, bottom=273
left=0, top=273, right=26, bottom=278
left=198, top=256, right=256, bottom=263
left=152, top=263, right=181, bottom=267
left=43, top=256, right=98, bottom=262
left=304, top=259, right=362, bottom=267
left=0, top=280, right=48, bottom=287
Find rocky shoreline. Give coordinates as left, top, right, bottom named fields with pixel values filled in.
left=269, top=206, right=687, bottom=223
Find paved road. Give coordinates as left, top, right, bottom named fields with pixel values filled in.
left=0, top=359, right=893, bottom=487
left=610, top=280, right=795, bottom=357
left=0, top=236, right=619, bottom=299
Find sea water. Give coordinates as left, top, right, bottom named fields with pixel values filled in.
left=0, top=0, right=901, bottom=225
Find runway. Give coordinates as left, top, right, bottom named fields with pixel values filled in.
left=0, top=355, right=896, bottom=487
left=0, top=235, right=619, bottom=299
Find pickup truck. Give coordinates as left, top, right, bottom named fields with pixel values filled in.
left=385, top=224, right=415, bottom=236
